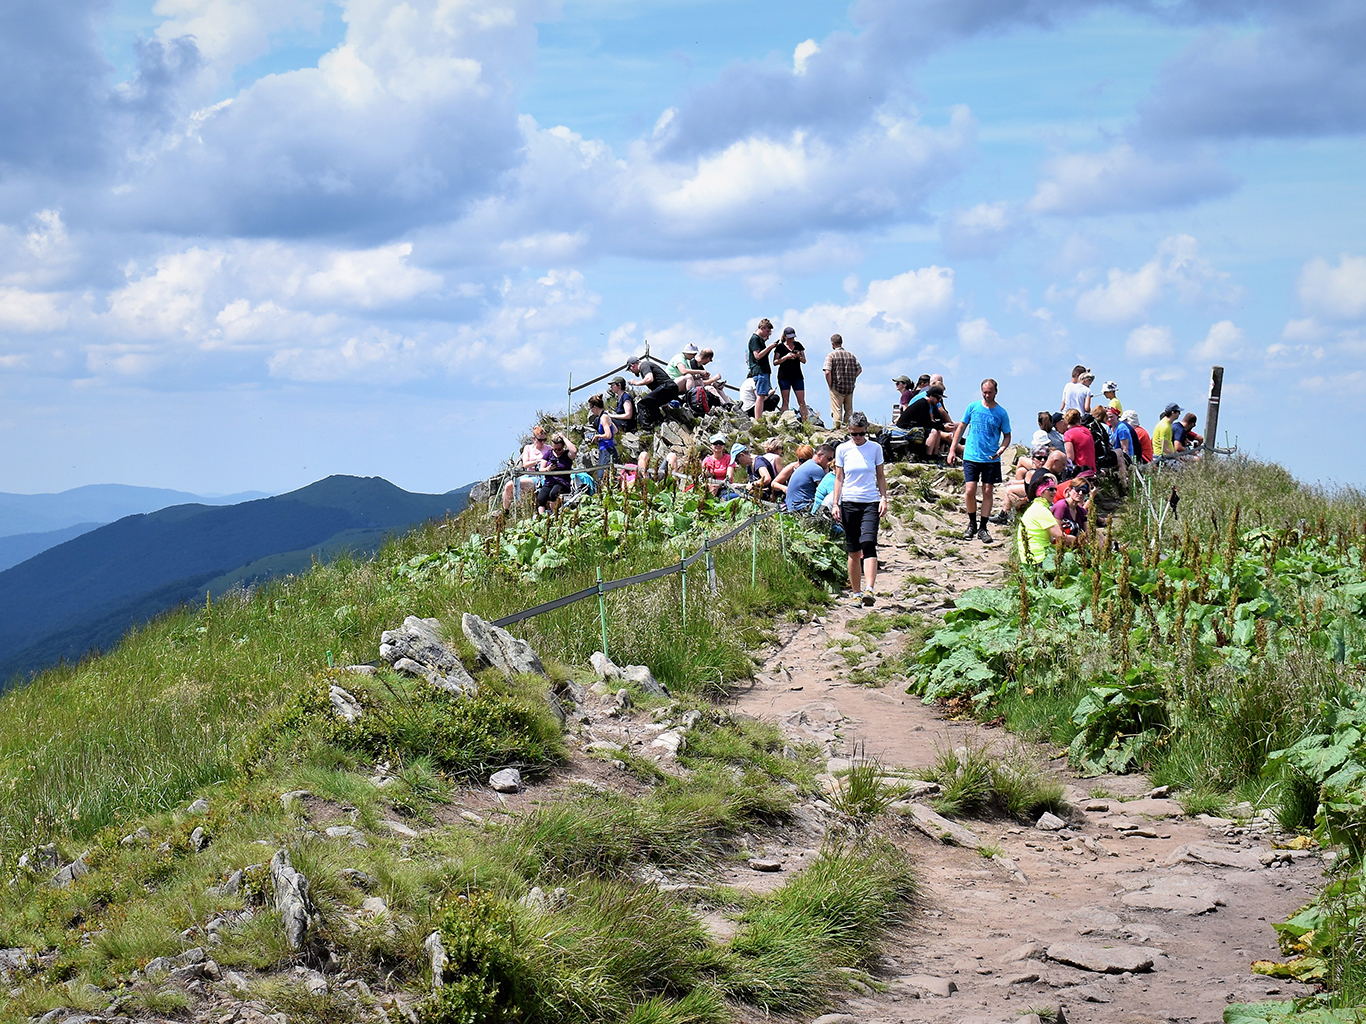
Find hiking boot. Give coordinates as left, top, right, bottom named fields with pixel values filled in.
left=977, top=527, right=995, bottom=544
left=862, top=592, right=876, bottom=607
left=961, top=524, right=977, bottom=540
left=988, top=511, right=1009, bottom=525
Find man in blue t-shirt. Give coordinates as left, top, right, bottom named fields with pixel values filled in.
left=785, top=444, right=835, bottom=513
left=947, top=378, right=1012, bottom=544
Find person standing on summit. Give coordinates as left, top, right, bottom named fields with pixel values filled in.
left=746, top=318, right=779, bottom=423
left=948, top=378, right=1012, bottom=544
left=823, top=334, right=862, bottom=429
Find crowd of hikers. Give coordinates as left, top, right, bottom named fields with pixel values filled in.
left=501, top=323, right=1209, bottom=603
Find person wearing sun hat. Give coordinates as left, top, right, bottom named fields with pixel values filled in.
left=1102, top=380, right=1123, bottom=412
left=1017, top=468, right=1076, bottom=563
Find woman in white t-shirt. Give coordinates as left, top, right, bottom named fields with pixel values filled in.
left=831, top=411, right=888, bottom=607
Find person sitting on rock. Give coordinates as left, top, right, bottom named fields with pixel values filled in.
left=1017, top=468, right=1077, bottom=563
left=607, top=376, right=637, bottom=433
left=772, top=443, right=812, bottom=498
left=763, top=438, right=785, bottom=478
left=1053, top=476, right=1089, bottom=536
left=895, top=384, right=948, bottom=460
left=535, top=433, right=576, bottom=513
left=785, top=443, right=834, bottom=513
left=502, top=424, right=552, bottom=510
left=701, top=434, right=734, bottom=495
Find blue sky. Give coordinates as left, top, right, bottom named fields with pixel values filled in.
left=1, top=0, right=1364, bottom=495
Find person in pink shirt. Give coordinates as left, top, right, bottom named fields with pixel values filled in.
left=502, top=425, right=554, bottom=509
left=700, top=434, right=733, bottom=495
left=1061, top=408, right=1096, bottom=477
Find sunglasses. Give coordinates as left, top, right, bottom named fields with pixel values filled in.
left=849, top=431, right=867, bottom=437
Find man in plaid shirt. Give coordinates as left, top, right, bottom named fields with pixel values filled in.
left=822, top=334, right=862, bottom=428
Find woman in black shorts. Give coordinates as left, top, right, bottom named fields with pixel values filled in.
left=830, top=411, right=888, bottom=607
left=773, top=327, right=809, bottom=421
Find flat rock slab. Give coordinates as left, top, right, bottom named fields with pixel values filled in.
left=1046, top=941, right=1157, bottom=974
left=1121, top=876, right=1225, bottom=915
left=1162, top=842, right=1263, bottom=870
left=899, top=974, right=957, bottom=998
left=905, top=802, right=981, bottom=848
left=1114, top=797, right=1183, bottom=818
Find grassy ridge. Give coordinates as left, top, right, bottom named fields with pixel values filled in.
left=0, top=490, right=830, bottom=864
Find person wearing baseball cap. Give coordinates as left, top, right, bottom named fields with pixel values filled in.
left=1153, top=403, right=1181, bottom=457
left=607, top=375, right=637, bottom=433
left=893, top=374, right=914, bottom=408
left=1102, top=381, right=1122, bottom=412
left=699, top=435, right=733, bottom=495
left=1017, top=468, right=1076, bottom=563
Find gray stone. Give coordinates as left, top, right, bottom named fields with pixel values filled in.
left=1120, top=877, right=1224, bottom=915
left=145, top=956, right=173, bottom=975
left=992, top=854, right=1029, bottom=884
left=520, top=887, right=548, bottom=910
left=392, top=656, right=429, bottom=678
left=490, top=768, right=522, bottom=793
left=423, top=930, right=448, bottom=994
left=904, top=802, right=980, bottom=848
left=186, top=798, right=210, bottom=815
left=295, top=967, right=328, bottom=995
left=361, top=896, right=388, bottom=915
left=619, top=664, right=667, bottom=696
left=175, top=946, right=206, bottom=966
left=325, top=825, right=369, bottom=848
left=1075, top=982, right=1114, bottom=1002
left=0, top=947, right=32, bottom=981
left=269, top=849, right=318, bottom=950
left=1045, top=942, right=1156, bottom=974
left=280, top=790, right=311, bottom=810
left=1084, top=800, right=1111, bottom=812
left=20, top=844, right=61, bottom=872
left=1036, top=811, right=1067, bottom=831
left=1005, top=941, right=1043, bottom=962
left=902, top=974, right=957, bottom=997
left=812, top=1015, right=857, bottom=1024
left=208, top=869, right=243, bottom=897
left=749, top=858, right=784, bottom=872
left=380, top=819, right=420, bottom=838
left=50, top=854, right=89, bottom=888
left=463, top=613, right=546, bottom=677
left=1161, top=843, right=1262, bottom=870
left=380, top=616, right=460, bottom=675
left=651, top=730, right=685, bottom=756
left=342, top=664, right=378, bottom=676
left=190, top=827, right=210, bottom=852
left=341, top=867, right=374, bottom=889
left=120, top=827, right=151, bottom=847
left=329, top=684, right=363, bottom=722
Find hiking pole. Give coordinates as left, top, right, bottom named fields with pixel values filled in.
left=596, top=567, right=608, bottom=659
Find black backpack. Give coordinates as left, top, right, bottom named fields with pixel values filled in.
left=1084, top=415, right=1118, bottom=470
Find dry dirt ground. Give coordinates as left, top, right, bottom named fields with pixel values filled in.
left=726, top=509, right=1324, bottom=1024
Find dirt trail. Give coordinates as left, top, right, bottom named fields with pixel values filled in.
left=730, top=509, right=1325, bottom=1024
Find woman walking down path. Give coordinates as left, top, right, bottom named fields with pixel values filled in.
left=830, top=411, right=887, bottom=607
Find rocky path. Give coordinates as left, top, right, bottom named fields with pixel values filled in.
left=730, top=510, right=1324, bottom=1024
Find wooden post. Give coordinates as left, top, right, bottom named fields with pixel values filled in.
left=1205, top=366, right=1224, bottom=453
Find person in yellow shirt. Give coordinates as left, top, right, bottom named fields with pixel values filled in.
left=1102, top=381, right=1123, bottom=412
left=1152, top=403, right=1180, bottom=457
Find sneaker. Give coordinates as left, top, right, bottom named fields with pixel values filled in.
left=988, top=511, right=1009, bottom=525
left=961, top=525, right=977, bottom=540
left=976, top=527, right=994, bottom=544
left=849, top=591, right=863, bottom=606
left=862, top=592, right=876, bottom=607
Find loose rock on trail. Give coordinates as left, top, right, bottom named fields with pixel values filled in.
left=729, top=497, right=1326, bottom=1024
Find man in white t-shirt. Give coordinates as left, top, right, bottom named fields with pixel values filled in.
left=830, top=411, right=888, bottom=607
left=1060, top=365, right=1094, bottom=415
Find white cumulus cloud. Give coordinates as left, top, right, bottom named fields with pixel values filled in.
left=1297, top=254, right=1366, bottom=322
left=1126, top=324, right=1174, bottom=359
left=1074, top=235, right=1235, bottom=324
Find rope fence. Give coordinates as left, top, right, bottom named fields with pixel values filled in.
left=491, top=506, right=783, bottom=660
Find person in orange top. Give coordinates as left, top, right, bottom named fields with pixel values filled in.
left=1122, top=409, right=1153, bottom=463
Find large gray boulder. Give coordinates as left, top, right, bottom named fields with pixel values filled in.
left=589, top=651, right=667, bottom=696
left=380, top=617, right=477, bottom=693
left=329, top=685, right=363, bottom=722
left=270, top=849, right=318, bottom=950
left=423, top=931, right=448, bottom=994
left=462, top=614, right=546, bottom=678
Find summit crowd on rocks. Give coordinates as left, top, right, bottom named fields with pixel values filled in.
left=494, top=323, right=1212, bottom=605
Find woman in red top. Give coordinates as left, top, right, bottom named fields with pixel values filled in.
left=1062, top=408, right=1096, bottom=475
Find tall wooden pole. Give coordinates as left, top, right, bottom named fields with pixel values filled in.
left=1205, top=365, right=1224, bottom=452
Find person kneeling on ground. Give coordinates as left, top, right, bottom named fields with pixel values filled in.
left=1053, top=476, right=1089, bottom=536
left=535, top=433, right=576, bottom=513
left=831, top=411, right=887, bottom=607
left=733, top=442, right=778, bottom=501
left=1016, top=468, right=1077, bottom=563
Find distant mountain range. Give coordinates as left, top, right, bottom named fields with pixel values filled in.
left=0, top=483, right=269, bottom=538
left=0, top=476, right=469, bottom=686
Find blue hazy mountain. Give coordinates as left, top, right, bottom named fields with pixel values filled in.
left=0, top=484, right=269, bottom=538
left=0, top=523, right=104, bottom=573
left=0, top=475, right=469, bottom=685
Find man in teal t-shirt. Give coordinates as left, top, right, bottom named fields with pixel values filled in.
left=947, top=378, right=1012, bottom=544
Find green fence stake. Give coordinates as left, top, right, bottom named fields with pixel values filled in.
left=326, top=650, right=333, bottom=668
left=596, top=567, right=609, bottom=658
left=751, top=515, right=758, bottom=588
left=706, top=538, right=717, bottom=593
left=681, top=556, right=688, bottom=622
